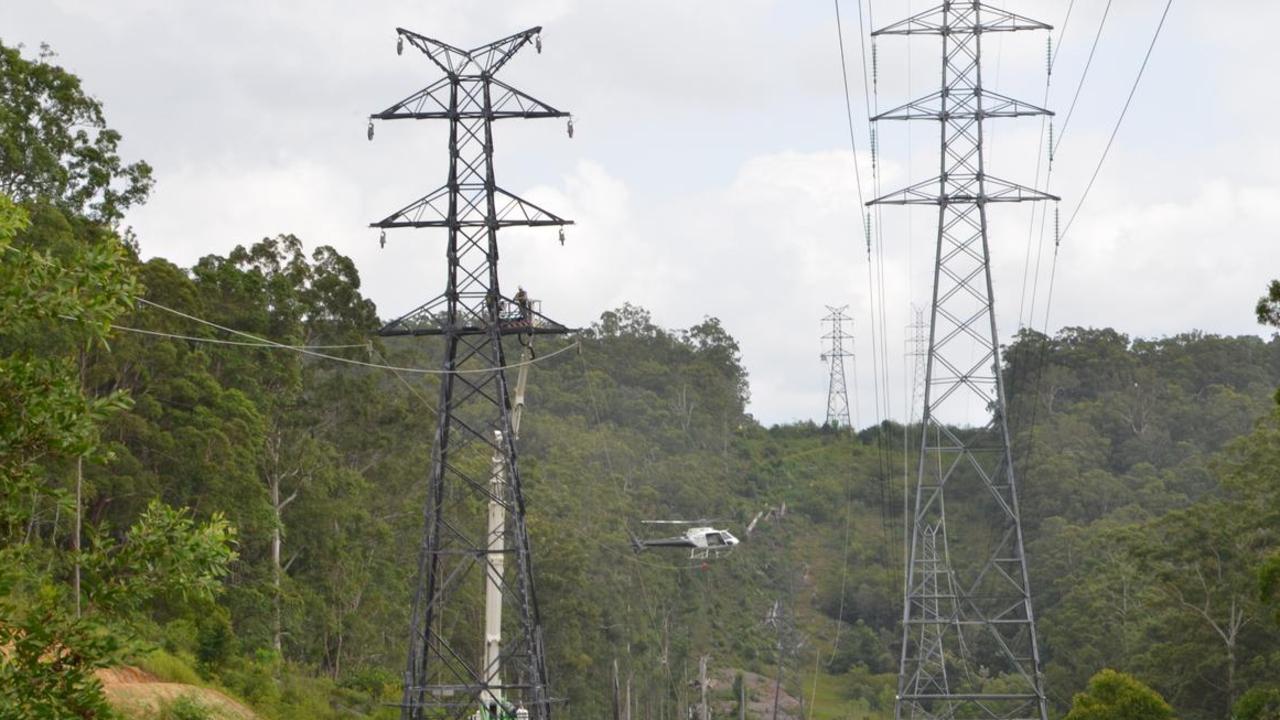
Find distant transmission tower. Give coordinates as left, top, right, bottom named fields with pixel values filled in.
left=369, top=26, right=571, bottom=720
left=868, top=4, right=1057, bottom=719
left=905, top=306, right=927, bottom=425
left=821, top=306, right=855, bottom=430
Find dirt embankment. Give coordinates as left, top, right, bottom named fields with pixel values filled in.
left=97, top=666, right=258, bottom=719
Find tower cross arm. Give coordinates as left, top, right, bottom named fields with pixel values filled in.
left=371, top=78, right=567, bottom=121
left=874, top=89, right=1052, bottom=121
left=872, top=4, right=1050, bottom=36
left=370, top=185, right=573, bottom=229
left=868, top=175, right=1060, bottom=206
left=397, top=26, right=543, bottom=77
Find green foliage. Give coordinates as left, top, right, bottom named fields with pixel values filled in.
left=827, top=620, right=891, bottom=675
left=1256, top=279, right=1280, bottom=329
left=0, top=570, right=122, bottom=720
left=1064, top=669, right=1175, bottom=720
left=0, top=42, right=152, bottom=222
left=1235, top=687, right=1280, bottom=720
left=1262, top=553, right=1280, bottom=626
left=196, top=610, right=237, bottom=672
left=0, top=193, right=137, bottom=534
left=82, top=500, right=237, bottom=615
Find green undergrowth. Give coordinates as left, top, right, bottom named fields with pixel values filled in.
left=799, top=667, right=893, bottom=720
left=119, top=622, right=399, bottom=720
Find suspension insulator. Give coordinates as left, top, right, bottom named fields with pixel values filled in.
left=379, top=230, right=386, bottom=248
left=872, top=42, right=880, bottom=88
left=1054, top=203, right=1061, bottom=247
left=397, top=35, right=404, bottom=55
left=1046, top=36, right=1052, bottom=76
left=566, top=117, right=574, bottom=139
left=1048, top=120, right=1055, bottom=163
left=367, top=121, right=374, bottom=141
left=536, top=34, right=543, bottom=54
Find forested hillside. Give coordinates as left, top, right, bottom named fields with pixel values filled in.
left=3, top=41, right=1280, bottom=720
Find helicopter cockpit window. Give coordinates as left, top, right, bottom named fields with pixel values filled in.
left=708, top=533, right=726, bottom=546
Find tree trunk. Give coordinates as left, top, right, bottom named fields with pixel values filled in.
left=271, top=472, right=283, bottom=654
left=73, top=348, right=86, bottom=618
left=74, top=454, right=82, bottom=618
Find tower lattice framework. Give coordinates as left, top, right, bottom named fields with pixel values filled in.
left=906, top=305, right=927, bottom=424
left=821, top=305, right=855, bottom=430
left=369, top=26, right=570, bottom=720
left=868, top=4, right=1056, bottom=719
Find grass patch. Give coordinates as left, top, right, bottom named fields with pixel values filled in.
left=799, top=667, right=893, bottom=720
left=137, top=648, right=203, bottom=686
left=158, top=694, right=215, bottom=720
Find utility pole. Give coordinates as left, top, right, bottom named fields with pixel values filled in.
left=868, top=4, right=1056, bottom=720
left=369, top=26, right=572, bottom=720
left=820, top=305, right=855, bottom=431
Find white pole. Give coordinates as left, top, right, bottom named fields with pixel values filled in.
left=482, top=339, right=534, bottom=714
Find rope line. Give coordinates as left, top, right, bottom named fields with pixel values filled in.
left=366, top=341, right=438, bottom=415
left=85, top=322, right=370, bottom=349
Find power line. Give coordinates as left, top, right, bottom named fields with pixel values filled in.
left=1060, top=0, right=1175, bottom=242
left=1016, top=0, right=1176, bottom=510
left=128, top=298, right=580, bottom=375
left=1007, top=6, right=1176, bottom=623
left=1018, top=0, right=1075, bottom=329
left=1052, top=0, right=1114, bottom=159
left=858, top=0, right=902, bottom=626
left=834, top=0, right=868, bottom=210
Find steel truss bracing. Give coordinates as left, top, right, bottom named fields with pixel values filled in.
left=369, top=26, right=570, bottom=720
left=821, top=306, right=855, bottom=430
left=868, top=4, right=1056, bottom=720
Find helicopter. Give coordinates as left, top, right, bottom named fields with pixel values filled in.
left=629, top=520, right=741, bottom=560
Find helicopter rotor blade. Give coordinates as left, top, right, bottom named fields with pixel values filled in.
left=640, top=518, right=724, bottom=525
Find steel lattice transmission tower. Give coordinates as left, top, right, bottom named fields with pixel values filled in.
left=868, top=4, right=1057, bottom=719
left=368, top=26, right=571, bottom=720
left=821, top=305, right=855, bottom=430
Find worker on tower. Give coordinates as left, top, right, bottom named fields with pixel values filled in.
left=514, top=286, right=531, bottom=324
left=512, top=286, right=537, bottom=358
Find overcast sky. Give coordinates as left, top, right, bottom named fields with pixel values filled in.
left=4, top=1, right=1277, bottom=426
